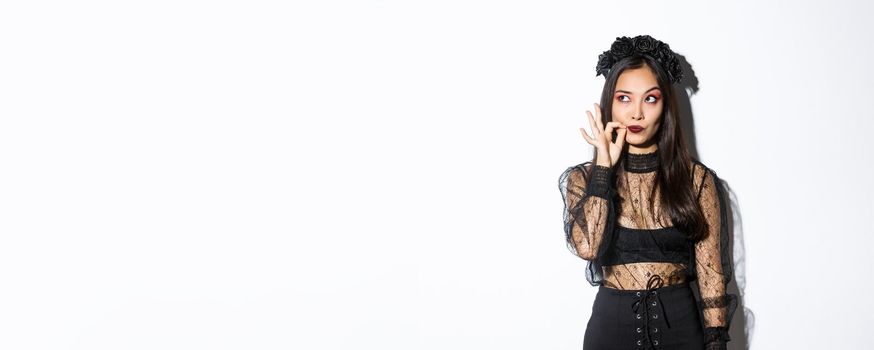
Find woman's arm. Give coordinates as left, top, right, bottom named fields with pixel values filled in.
left=694, top=166, right=737, bottom=349
left=559, top=162, right=615, bottom=260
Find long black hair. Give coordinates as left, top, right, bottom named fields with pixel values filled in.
left=591, top=54, right=708, bottom=242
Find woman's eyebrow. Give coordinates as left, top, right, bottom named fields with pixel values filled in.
left=615, top=87, right=660, bottom=94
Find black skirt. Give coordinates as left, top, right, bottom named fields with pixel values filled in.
left=583, top=279, right=705, bottom=350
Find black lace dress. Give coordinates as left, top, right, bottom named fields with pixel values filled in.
left=559, top=149, right=738, bottom=350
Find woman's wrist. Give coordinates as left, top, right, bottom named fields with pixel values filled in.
left=595, top=147, right=613, bottom=167
left=585, top=163, right=614, bottom=198
left=703, top=326, right=731, bottom=343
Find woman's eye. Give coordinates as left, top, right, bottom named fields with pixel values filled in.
left=617, top=95, right=659, bottom=103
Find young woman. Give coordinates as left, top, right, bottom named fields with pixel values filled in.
left=558, top=35, right=738, bottom=350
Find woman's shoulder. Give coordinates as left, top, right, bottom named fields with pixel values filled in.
left=690, top=157, right=724, bottom=174
left=688, top=158, right=725, bottom=195
left=689, top=158, right=712, bottom=184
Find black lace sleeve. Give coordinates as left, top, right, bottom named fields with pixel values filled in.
left=694, top=165, right=739, bottom=345
left=559, top=162, right=618, bottom=286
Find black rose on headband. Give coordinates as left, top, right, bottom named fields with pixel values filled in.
left=633, top=35, right=657, bottom=53
left=610, top=37, right=633, bottom=57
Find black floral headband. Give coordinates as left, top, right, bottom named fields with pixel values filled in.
left=595, top=35, right=683, bottom=84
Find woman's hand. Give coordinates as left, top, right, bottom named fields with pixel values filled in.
left=579, top=102, right=627, bottom=167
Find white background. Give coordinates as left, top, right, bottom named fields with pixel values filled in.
left=1, top=1, right=872, bottom=349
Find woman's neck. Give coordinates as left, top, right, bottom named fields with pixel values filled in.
left=623, top=147, right=660, bottom=173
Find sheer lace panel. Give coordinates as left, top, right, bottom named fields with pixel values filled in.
left=559, top=153, right=737, bottom=343
left=602, top=150, right=691, bottom=290
left=601, top=263, right=687, bottom=289
left=694, top=166, right=731, bottom=328
left=559, top=163, right=613, bottom=261
left=559, top=150, right=688, bottom=289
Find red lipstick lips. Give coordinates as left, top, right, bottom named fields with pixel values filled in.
left=627, top=125, right=644, bottom=133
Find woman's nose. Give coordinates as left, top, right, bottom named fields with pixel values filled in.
left=631, top=105, right=645, bottom=120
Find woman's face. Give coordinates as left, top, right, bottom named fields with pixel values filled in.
left=611, top=65, right=664, bottom=153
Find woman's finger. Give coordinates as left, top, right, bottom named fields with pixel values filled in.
left=605, top=121, right=626, bottom=130
left=586, top=110, right=601, bottom=140
left=603, top=121, right=625, bottom=144
left=592, top=103, right=605, bottom=132
left=603, top=121, right=615, bottom=142
left=579, top=127, right=594, bottom=145
left=615, top=127, right=627, bottom=148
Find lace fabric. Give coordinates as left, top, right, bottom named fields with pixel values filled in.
left=558, top=149, right=737, bottom=342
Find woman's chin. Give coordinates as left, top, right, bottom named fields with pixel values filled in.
left=624, top=135, right=646, bottom=145
left=623, top=135, right=656, bottom=149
